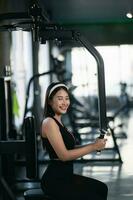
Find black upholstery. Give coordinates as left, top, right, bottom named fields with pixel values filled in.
left=24, top=188, right=54, bottom=200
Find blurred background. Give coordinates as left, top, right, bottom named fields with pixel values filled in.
left=0, top=1, right=133, bottom=200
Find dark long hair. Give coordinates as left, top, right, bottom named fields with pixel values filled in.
left=43, top=82, right=69, bottom=118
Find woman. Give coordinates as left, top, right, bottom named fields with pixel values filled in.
left=41, top=82, right=108, bottom=200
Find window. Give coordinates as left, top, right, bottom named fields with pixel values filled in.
left=71, top=45, right=133, bottom=97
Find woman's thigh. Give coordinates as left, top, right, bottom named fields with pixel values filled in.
left=42, top=174, right=108, bottom=200
left=73, top=174, right=108, bottom=200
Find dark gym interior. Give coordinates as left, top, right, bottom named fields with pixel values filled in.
left=0, top=0, right=133, bottom=200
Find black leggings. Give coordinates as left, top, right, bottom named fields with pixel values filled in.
left=41, top=174, right=108, bottom=200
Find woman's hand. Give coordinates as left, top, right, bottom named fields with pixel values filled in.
left=93, top=138, right=107, bottom=151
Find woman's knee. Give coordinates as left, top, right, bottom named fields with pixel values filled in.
left=103, top=182, right=108, bottom=194
left=101, top=182, right=108, bottom=199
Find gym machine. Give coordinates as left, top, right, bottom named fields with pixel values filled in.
left=22, top=70, right=54, bottom=128
left=0, top=1, right=123, bottom=199
left=0, top=1, right=122, bottom=162
left=0, top=75, right=37, bottom=200
left=23, top=3, right=109, bottom=200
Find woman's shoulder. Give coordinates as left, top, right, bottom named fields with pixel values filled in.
left=42, top=117, right=56, bottom=128
left=41, top=117, right=56, bottom=137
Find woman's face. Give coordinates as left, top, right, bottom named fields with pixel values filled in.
left=49, top=89, right=70, bottom=115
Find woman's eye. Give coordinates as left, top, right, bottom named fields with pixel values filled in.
left=57, top=96, right=69, bottom=101
left=66, top=98, right=70, bottom=101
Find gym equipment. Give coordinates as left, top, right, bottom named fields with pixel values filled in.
left=0, top=2, right=108, bottom=138
left=22, top=70, right=54, bottom=128
left=0, top=75, right=15, bottom=139
left=0, top=116, right=37, bottom=200
left=0, top=75, right=37, bottom=200
left=0, top=2, right=115, bottom=199
left=22, top=67, right=69, bottom=132
left=68, top=93, right=123, bottom=163
left=24, top=188, right=53, bottom=200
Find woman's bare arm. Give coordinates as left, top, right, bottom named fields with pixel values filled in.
left=42, top=118, right=107, bottom=161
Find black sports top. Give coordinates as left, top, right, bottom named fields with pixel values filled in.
left=42, top=117, right=75, bottom=159
left=41, top=117, right=76, bottom=183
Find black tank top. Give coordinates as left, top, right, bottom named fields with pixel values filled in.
left=41, top=117, right=75, bottom=183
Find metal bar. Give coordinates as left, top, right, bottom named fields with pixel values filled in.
left=24, top=116, right=37, bottom=179
left=22, top=70, right=54, bottom=129
left=0, top=78, right=7, bottom=140
left=0, top=177, right=17, bottom=200
left=73, top=33, right=108, bottom=136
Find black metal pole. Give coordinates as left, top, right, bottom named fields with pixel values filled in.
left=73, top=32, right=108, bottom=137
left=22, top=70, right=54, bottom=129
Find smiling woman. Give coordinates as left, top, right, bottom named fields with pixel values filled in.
left=40, top=82, right=108, bottom=200
left=43, top=82, right=70, bottom=118
left=48, top=89, right=70, bottom=115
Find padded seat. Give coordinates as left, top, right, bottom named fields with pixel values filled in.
left=24, top=188, right=54, bottom=200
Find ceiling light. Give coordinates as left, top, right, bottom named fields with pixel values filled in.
left=57, top=54, right=65, bottom=61
left=126, top=12, right=133, bottom=19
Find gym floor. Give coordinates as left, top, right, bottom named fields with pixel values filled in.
left=16, top=110, right=133, bottom=200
